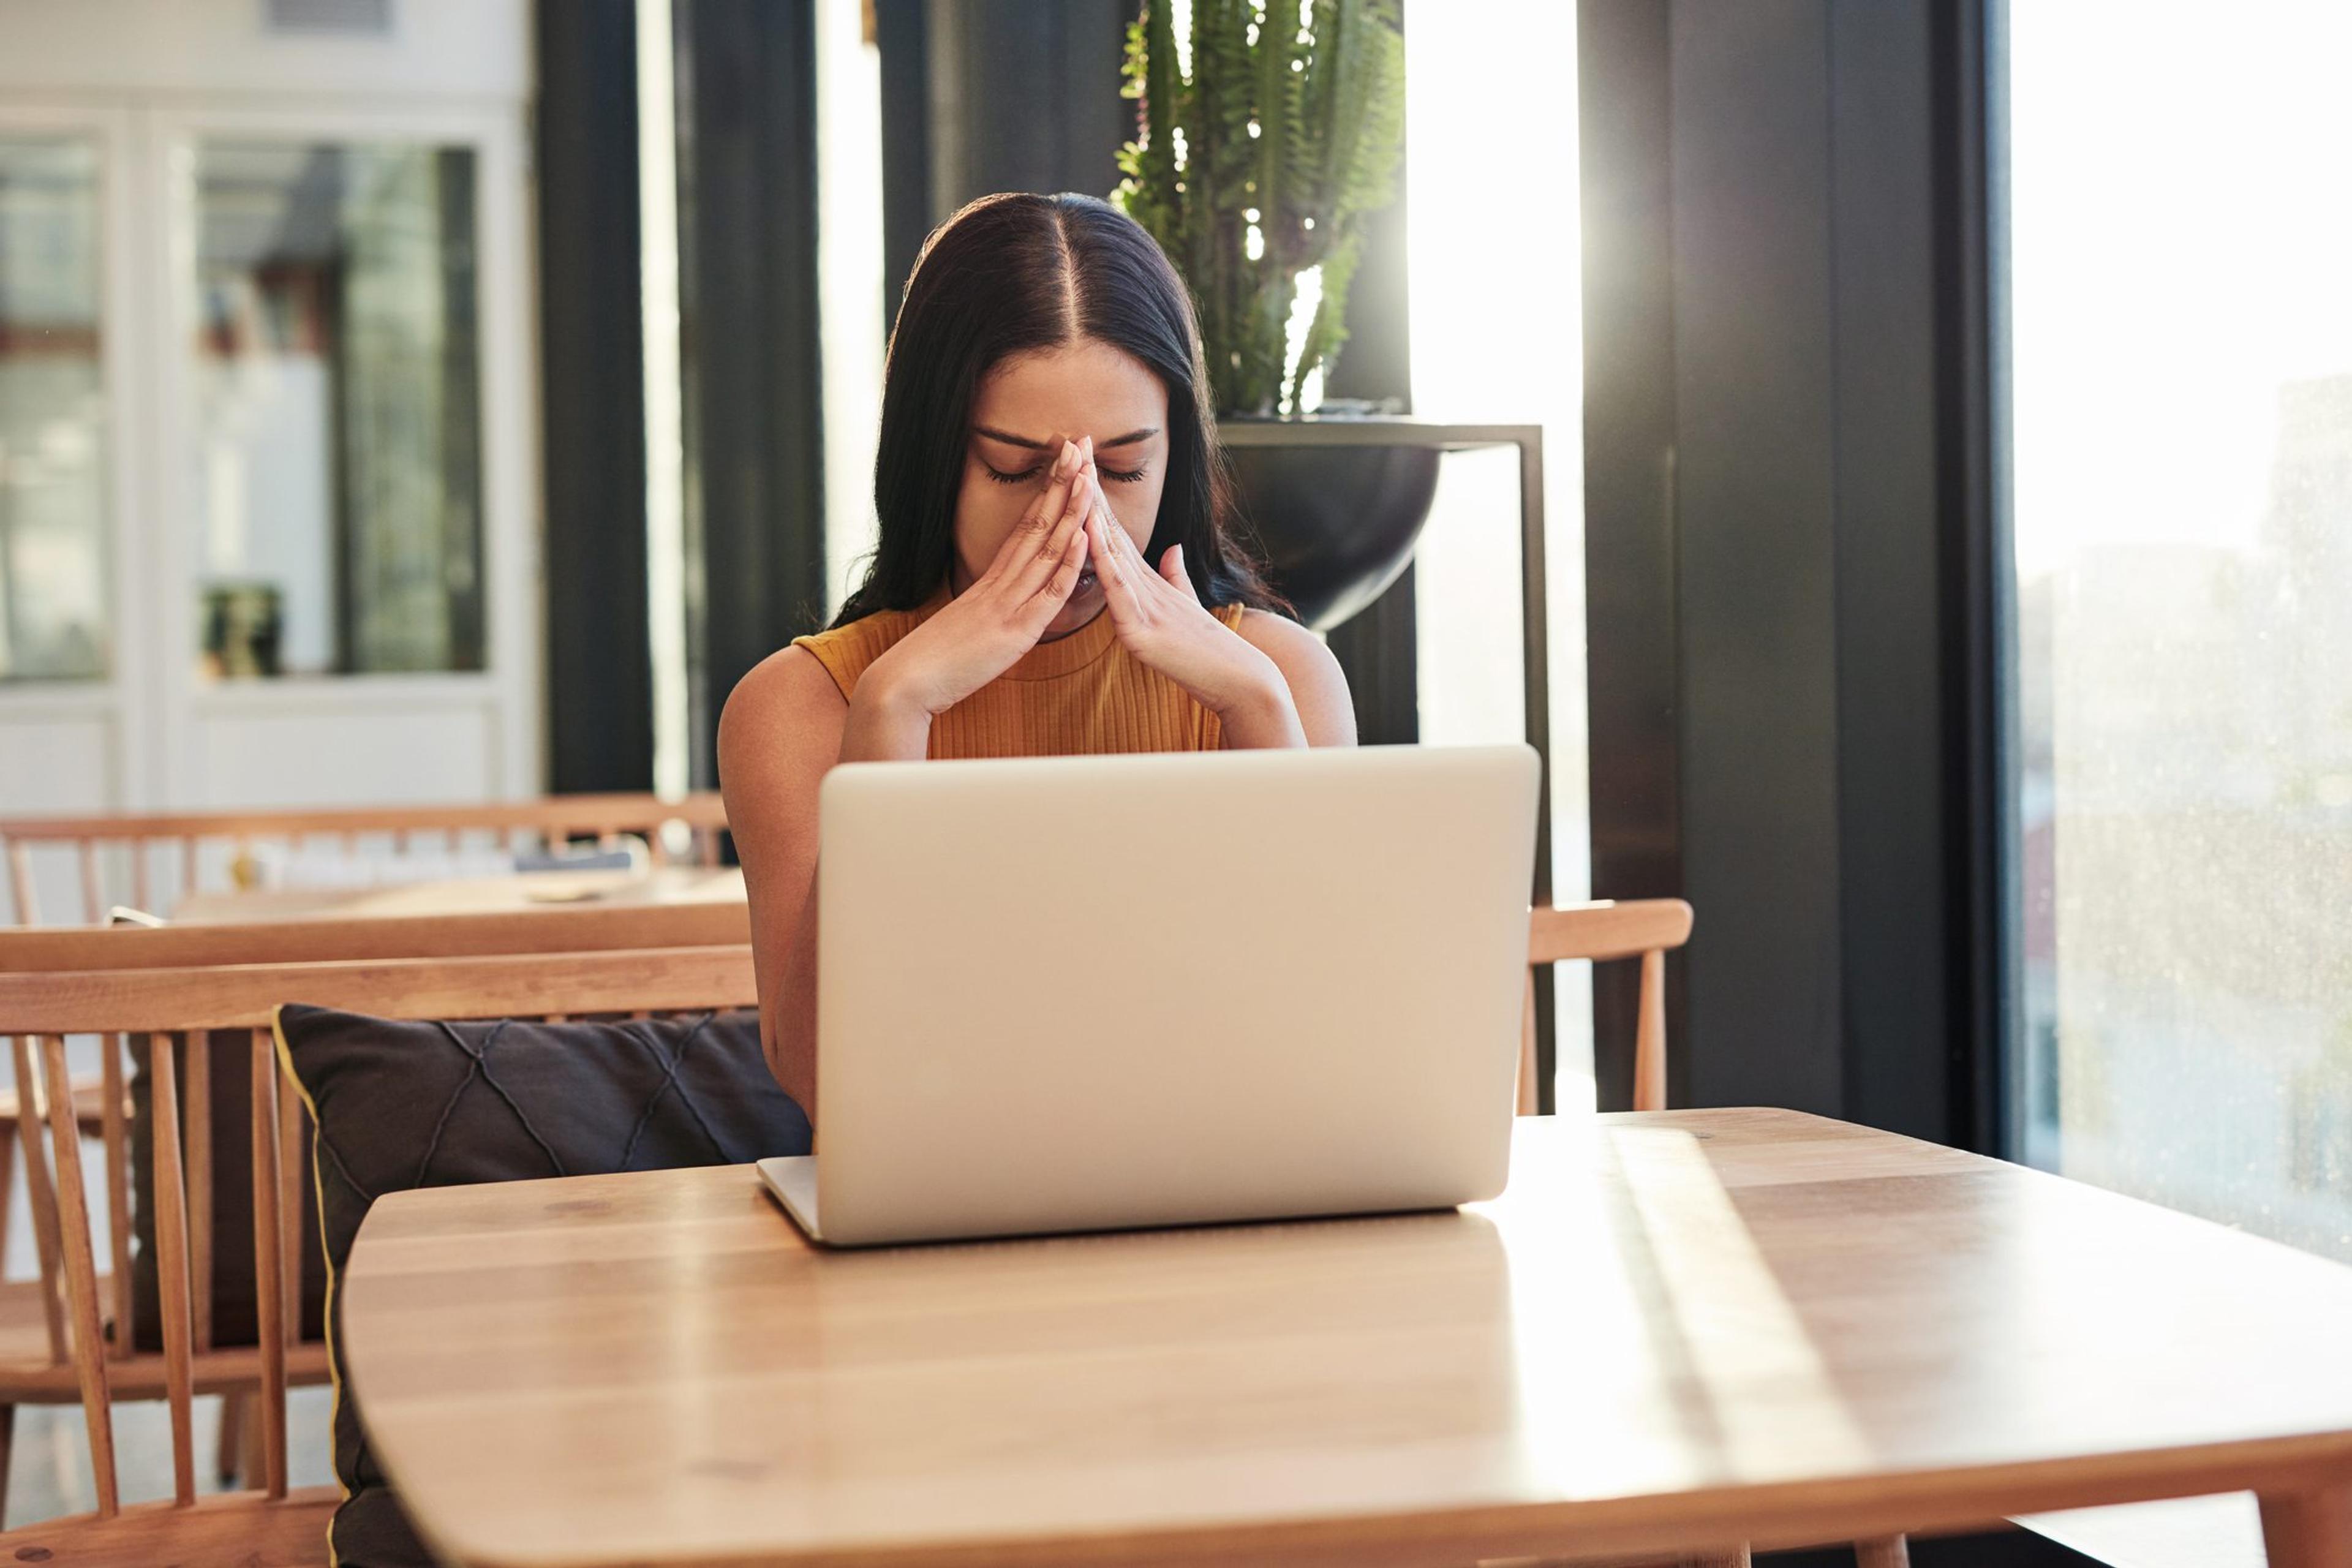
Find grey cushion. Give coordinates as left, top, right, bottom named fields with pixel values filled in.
left=275, top=1005, right=811, bottom=1568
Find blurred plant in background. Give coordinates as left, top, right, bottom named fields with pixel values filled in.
left=1114, top=0, right=1404, bottom=417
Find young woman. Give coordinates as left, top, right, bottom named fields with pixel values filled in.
left=720, top=192, right=1355, bottom=1115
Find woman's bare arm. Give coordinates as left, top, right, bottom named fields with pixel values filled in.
left=716, top=645, right=848, bottom=1115
left=1235, top=610, right=1358, bottom=747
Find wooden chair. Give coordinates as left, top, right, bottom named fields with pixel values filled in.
left=0, top=790, right=732, bottom=927
left=1517, top=899, right=1695, bottom=1116
left=0, top=790, right=735, bottom=1461
left=0, top=790, right=737, bottom=1351
left=0, top=944, right=756, bottom=1561
left=0, top=899, right=751, bottom=976
left=1510, top=900, right=1910, bottom=1568
left=0, top=903, right=755, bottom=1503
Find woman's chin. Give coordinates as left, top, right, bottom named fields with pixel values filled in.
left=1041, top=578, right=1105, bottom=641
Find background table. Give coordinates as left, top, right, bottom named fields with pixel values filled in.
left=341, top=1109, right=2352, bottom=1567
left=173, top=865, right=745, bottom=925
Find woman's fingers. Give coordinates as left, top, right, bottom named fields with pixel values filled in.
left=1090, top=488, right=1181, bottom=612
left=1087, top=503, right=1140, bottom=615
left=1158, top=543, right=1200, bottom=603
left=1018, top=453, right=1093, bottom=592
left=1027, top=508, right=1091, bottom=619
left=989, top=440, right=1082, bottom=581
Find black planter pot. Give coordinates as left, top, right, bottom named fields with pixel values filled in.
left=1221, top=424, right=1442, bottom=631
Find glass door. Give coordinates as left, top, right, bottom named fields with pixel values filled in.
left=148, top=102, right=537, bottom=810
left=186, top=139, right=485, bottom=682
left=0, top=105, right=151, bottom=922
left=0, top=132, right=110, bottom=684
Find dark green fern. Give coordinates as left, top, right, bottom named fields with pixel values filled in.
left=1114, top=0, right=1405, bottom=417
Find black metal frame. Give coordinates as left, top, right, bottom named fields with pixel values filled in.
left=1962, top=0, right=2025, bottom=1161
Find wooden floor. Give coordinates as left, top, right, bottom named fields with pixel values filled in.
left=2, top=1388, right=336, bottom=1529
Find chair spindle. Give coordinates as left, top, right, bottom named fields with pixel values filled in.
left=276, top=1063, right=304, bottom=1348
left=99, top=1034, right=132, bottom=1357
left=4, top=842, right=33, bottom=925
left=185, top=1031, right=214, bottom=1354
left=10, top=1037, right=68, bottom=1363
left=149, top=1033, right=198, bottom=1507
left=249, top=1028, right=289, bottom=1499
left=76, top=840, right=100, bottom=925
left=38, top=1034, right=118, bottom=1518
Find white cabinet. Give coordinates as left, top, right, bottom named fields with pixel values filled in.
left=0, top=0, right=538, bottom=826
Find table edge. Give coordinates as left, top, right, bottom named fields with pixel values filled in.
left=429, top=1432, right=2352, bottom=1568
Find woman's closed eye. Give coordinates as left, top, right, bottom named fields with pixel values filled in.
left=983, top=460, right=1148, bottom=485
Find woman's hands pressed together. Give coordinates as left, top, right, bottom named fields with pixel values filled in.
left=840, top=431, right=1314, bottom=761
left=1076, top=455, right=1308, bottom=748
left=840, top=437, right=1093, bottom=761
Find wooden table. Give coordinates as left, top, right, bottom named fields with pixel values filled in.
left=339, top=1109, right=2352, bottom=1567
left=172, top=865, right=745, bottom=925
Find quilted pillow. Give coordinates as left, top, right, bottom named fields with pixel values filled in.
left=273, top=1005, right=812, bottom=1568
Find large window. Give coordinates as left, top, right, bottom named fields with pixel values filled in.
left=2008, top=3, right=2352, bottom=1258
left=0, top=135, right=109, bottom=682
left=1404, top=1, right=1591, bottom=1110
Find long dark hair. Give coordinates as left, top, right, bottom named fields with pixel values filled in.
left=832, top=191, right=1280, bottom=626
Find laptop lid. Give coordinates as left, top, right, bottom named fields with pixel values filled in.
left=813, top=743, right=1539, bottom=1245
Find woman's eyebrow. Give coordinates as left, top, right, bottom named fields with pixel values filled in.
left=972, top=425, right=1161, bottom=451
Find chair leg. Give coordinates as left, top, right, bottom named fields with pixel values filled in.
left=238, top=1386, right=266, bottom=1489
left=0, top=1403, right=15, bottom=1525
left=2261, top=1483, right=2352, bottom=1568
left=215, top=1391, right=246, bottom=1487
left=1517, top=970, right=1540, bottom=1115
left=1855, top=1536, right=1909, bottom=1568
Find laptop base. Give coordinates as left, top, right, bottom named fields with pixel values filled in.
left=757, top=1156, right=826, bottom=1243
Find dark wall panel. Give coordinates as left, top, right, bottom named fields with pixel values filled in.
left=537, top=0, right=652, bottom=793
left=1829, top=0, right=1956, bottom=1139
left=1579, top=0, right=1683, bottom=1110
left=877, top=0, right=1133, bottom=309
left=1580, top=0, right=1990, bottom=1144
left=677, top=0, right=827, bottom=785
left=1669, top=0, right=1845, bottom=1115
left=873, top=0, right=933, bottom=326
left=930, top=0, right=1131, bottom=205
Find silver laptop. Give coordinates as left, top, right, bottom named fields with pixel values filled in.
left=758, top=742, right=1539, bottom=1246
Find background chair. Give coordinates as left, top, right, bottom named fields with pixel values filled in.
left=0, top=912, right=751, bottom=1524
left=1518, top=899, right=1695, bottom=1115
left=1, top=791, right=732, bottom=927
left=0, top=790, right=736, bottom=1387
left=0, top=944, right=757, bottom=1561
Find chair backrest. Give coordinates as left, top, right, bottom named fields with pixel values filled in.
left=1, top=792, right=731, bottom=925
left=0, top=944, right=756, bottom=1522
left=0, top=897, right=750, bottom=973
left=1520, top=899, right=1695, bottom=1114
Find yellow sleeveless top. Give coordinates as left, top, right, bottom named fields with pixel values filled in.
left=792, top=591, right=1249, bottom=757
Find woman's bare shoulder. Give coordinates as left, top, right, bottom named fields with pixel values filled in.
left=718, top=645, right=848, bottom=776
left=1233, top=608, right=1357, bottom=746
